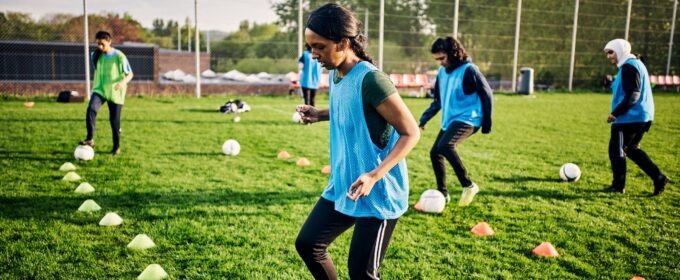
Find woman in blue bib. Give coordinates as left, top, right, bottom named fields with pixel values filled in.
left=294, top=4, right=420, bottom=279
left=418, top=37, right=493, bottom=207
left=602, top=39, right=668, bottom=195
left=298, top=45, right=322, bottom=106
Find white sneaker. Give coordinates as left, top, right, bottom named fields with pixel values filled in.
left=439, top=190, right=451, bottom=204
left=458, top=183, right=479, bottom=207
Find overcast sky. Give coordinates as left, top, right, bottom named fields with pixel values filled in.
left=1, top=0, right=281, bottom=32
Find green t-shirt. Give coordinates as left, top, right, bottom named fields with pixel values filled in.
left=92, top=49, right=131, bottom=105
left=334, top=70, right=397, bottom=148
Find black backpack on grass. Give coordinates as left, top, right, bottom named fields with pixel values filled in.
left=220, top=99, right=244, bottom=113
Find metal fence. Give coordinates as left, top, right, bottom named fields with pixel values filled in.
left=0, top=40, right=156, bottom=81
left=0, top=0, right=678, bottom=96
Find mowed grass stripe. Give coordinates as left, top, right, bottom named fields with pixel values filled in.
left=0, top=93, right=678, bottom=279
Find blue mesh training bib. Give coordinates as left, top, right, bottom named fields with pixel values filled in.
left=611, top=58, right=654, bottom=124
left=437, top=64, right=482, bottom=130
left=321, top=61, right=409, bottom=220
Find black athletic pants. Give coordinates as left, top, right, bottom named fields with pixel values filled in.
left=302, top=87, right=317, bottom=107
left=430, top=121, right=479, bottom=195
left=296, top=197, right=398, bottom=280
left=609, top=122, right=663, bottom=190
left=86, top=93, right=122, bottom=150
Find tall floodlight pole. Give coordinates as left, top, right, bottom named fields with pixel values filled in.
left=298, top=0, right=303, bottom=58
left=365, top=8, right=369, bottom=41
left=625, top=0, right=632, bottom=40
left=195, top=0, right=201, bottom=98
left=452, top=0, right=459, bottom=39
left=511, top=0, right=522, bottom=92
left=83, top=0, right=91, bottom=99
left=667, top=0, right=678, bottom=75
left=207, top=30, right=211, bottom=54
left=188, top=20, right=192, bottom=53
left=379, top=0, right=384, bottom=70
left=177, top=22, right=181, bottom=52
left=569, top=0, right=580, bottom=92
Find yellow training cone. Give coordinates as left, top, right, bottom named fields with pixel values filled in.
left=99, top=212, right=123, bottom=226
left=296, top=157, right=311, bottom=166
left=128, top=234, right=156, bottom=250
left=59, top=162, right=77, bottom=172
left=138, top=264, right=168, bottom=280
left=74, top=182, right=95, bottom=194
left=62, top=171, right=81, bottom=182
left=277, top=150, right=291, bottom=159
left=77, top=199, right=101, bottom=212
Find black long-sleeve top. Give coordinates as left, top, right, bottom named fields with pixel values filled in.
left=612, top=64, right=642, bottom=117
left=419, top=60, right=494, bottom=134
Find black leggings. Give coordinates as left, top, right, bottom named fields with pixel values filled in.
left=302, top=87, right=317, bottom=107
left=295, top=197, right=398, bottom=280
left=609, top=122, right=663, bottom=190
left=86, top=93, right=123, bottom=149
left=430, top=121, right=479, bottom=194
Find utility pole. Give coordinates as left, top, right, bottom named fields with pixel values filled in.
left=83, top=0, right=91, bottom=99
left=511, top=0, right=522, bottom=92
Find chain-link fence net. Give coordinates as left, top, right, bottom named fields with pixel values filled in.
left=1, top=0, right=678, bottom=92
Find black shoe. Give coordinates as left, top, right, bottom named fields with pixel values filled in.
left=653, top=175, right=669, bottom=196
left=111, top=148, right=121, bottom=156
left=602, top=186, right=624, bottom=193
left=79, top=139, right=94, bottom=147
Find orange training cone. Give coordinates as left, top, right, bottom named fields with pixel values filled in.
left=532, top=242, right=559, bottom=257
left=23, top=102, right=34, bottom=108
left=321, top=165, right=331, bottom=174
left=296, top=157, right=311, bottom=166
left=470, top=222, right=495, bottom=236
left=413, top=201, right=424, bottom=211
left=630, top=276, right=645, bottom=280
left=277, top=151, right=291, bottom=159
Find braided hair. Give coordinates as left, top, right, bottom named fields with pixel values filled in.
left=306, top=3, right=374, bottom=64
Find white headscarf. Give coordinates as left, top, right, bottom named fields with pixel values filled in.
left=604, top=39, right=637, bottom=68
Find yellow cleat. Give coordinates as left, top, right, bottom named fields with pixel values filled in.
left=458, top=183, right=479, bottom=207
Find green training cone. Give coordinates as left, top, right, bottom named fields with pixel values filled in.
left=62, top=171, right=81, bottom=182
left=77, top=199, right=101, bottom=212
left=74, top=182, right=95, bottom=194
left=127, top=234, right=156, bottom=250
left=137, top=264, right=168, bottom=280
left=59, top=162, right=77, bottom=172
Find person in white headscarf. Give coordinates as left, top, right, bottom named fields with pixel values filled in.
left=602, top=38, right=668, bottom=195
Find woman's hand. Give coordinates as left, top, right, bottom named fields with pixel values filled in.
left=607, top=113, right=617, bottom=123
left=297, top=105, right=320, bottom=124
left=347, top=172, right=379, bottom=201
left=114, top=82, right=125, bottom=90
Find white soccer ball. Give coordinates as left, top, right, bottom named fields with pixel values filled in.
left=416, top=189, right=446, bottom=213
left=74, top=145, right=95, bottom=161
left=222, top=139, right=240, bottom=156
left=233, top=116, right=241, bottom=123
left=559, top=163, right=581, bottom=182
left=292, top=112, right=302, bottom=123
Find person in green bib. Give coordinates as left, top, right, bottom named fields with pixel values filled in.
left=79, top=31, right=134, bottom=156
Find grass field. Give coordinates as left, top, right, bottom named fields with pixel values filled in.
left=1, top=92, right=678, bottom=279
